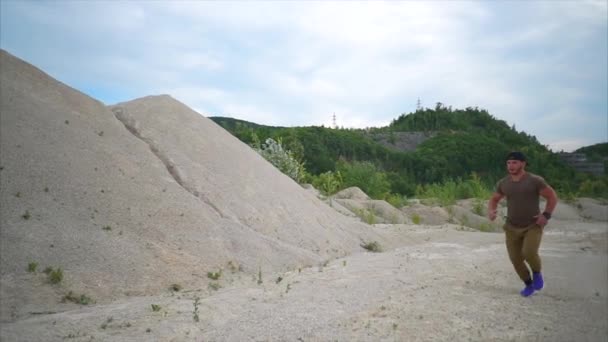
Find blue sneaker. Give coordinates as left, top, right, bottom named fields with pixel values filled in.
left=520, top=284, right=535, bottom=297
left=533, top=272, right=544, bottom=290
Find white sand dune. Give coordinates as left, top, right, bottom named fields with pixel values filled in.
left=1, top=50, right=606, bottom=341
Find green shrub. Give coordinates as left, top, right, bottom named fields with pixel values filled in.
left=385, top=193, right=408, bottom=208
left=311, top=171, right=343, bottom=196
left=48, top=268, right=63, bottom=284
left=411, top=213, right=421, bottom=225
left=337, top=160, right=390, bottom=199
left=27, top=262, right=38, bottom=273
left=151, top=304, right=161, bottom=312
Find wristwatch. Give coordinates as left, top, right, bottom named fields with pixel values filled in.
left=542, top=211, right=552, bottom=220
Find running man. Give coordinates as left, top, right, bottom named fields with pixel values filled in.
left=488, top=151, right=558, bottom=297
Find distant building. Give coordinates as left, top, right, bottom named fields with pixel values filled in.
left=558, top=152, right=605, bottom=176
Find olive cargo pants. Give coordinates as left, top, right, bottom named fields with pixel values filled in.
left=504, top=223, right=543, bottom=281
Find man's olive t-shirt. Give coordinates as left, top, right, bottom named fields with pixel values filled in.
left=496, top=173, right=548, bottom=227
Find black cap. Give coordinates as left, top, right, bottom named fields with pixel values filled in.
left=506, top=151, right=527, bottom=162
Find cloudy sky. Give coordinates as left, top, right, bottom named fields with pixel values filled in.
left=1, top=1, right=606, bottom=152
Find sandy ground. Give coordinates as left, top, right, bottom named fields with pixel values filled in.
left=1, top=218, right=606, bottom=342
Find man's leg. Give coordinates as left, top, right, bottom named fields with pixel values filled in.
left=522, top=225, right=544, bottom=290
left=505, top=225, right=531, bottom=281
left=504, top=224, right=535, bottom=296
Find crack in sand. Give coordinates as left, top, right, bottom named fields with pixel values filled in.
left=111, top=106, right=227, bottom=218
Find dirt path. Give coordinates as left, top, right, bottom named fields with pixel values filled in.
left=2, top=220, right=606, bottom=342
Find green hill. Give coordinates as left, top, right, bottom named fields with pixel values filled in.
left=210, top=105, right=605, bottom=198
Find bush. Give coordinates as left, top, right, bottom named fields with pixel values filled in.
left=255, top=138, right=306, bottom=183
left=337, top=160, right=390, bottom=199
left=48, top=268, right=63, bottom=284
left=311, top=171, right=343, bottom=196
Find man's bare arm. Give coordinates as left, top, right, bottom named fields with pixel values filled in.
left=540, top=185, right=558, bottom=215
left=488, top=192, right=504, bottom=221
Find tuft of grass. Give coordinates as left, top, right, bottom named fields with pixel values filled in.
left=27, top=262, right=38, bottom=273
left=15, top=192, right=21, bottom=198
left=361, top=241, right=382, bottom=253
left=208, top=282, right=221, bottom=291
left=276, top=276, right=283, bottom=284
left=22, top=210, right=31, bottom=220
left=62, top=291, right=93, bottom=305
left=355, top=208, right=376, bottom=225
left=48, top=267, right=63, bottom=284
left=206, top=270, right=222, bottom=280
left=227, top=260, right=240, bottom=273
left=411, top=213, right=421, bottom=225
left=151, top=304, right=161, bottom=312
left=43, top=266, right=53, bottom=274
left=169, top=284, right=182, bottom=292
left=102, top=225, right=112, bottom=231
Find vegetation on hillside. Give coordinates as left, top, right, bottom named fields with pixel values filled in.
left=211, top=104, right=607, bottom=201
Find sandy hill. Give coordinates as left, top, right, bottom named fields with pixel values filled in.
left=0, top=49, right=391, bottom=322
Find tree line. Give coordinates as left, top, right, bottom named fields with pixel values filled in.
left=211, top=105, right=607, bottom=200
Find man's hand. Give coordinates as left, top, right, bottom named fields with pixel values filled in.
left=533, top=213, right=549, bottom=227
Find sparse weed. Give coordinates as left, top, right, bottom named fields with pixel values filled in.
left=208, top=282, right=221, bottom=291
left=22, top=210, right=31, bottom=220
left=169, top=284, right=182, bottom=292
left=102, top=225, right=112, bottom=231
left=460, top=215, right=469, bottom=227
left=43, top=266, right=53, bottom=274
left=355, top=208, right=376, bottom=225
left=15, top=192, right=21, bottom=198
left=193, top=297, right=200, bottom=322
left=101, top=317, right=113, bottom=330
left=62, top=291, right=93, bottom=305
left=206, top=270, right=222, bottom=280
left=361, top=241, right=382, bottom=253
left=257, top=267, right=263, bottom=285
left=411, top=213, right=421, bottom=225
left=472, top=198, right=485, bottom=216
left=27, top=262, right=38, bottom=273
left=227, top=261, right=240, bottom=273
left=151, top=304, right=161, bottom=312
left=276, top=276, right=283, bottom=284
